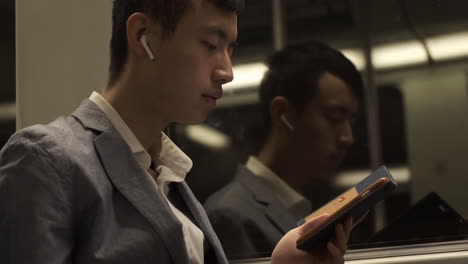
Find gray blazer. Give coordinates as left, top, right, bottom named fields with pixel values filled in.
left=0, top=99, right=228, bottom=264
left=204, top=165, right=297, bottom=260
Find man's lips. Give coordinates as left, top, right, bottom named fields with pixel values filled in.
left=329, top=153, right=345, bottom=166
left=202, top=90, right=223, bottom=100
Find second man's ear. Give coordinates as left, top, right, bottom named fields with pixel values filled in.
left=140, top=35, right=155, bottom=61
left=280, top=114, right=295, bottom=132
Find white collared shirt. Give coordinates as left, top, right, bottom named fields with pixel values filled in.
left=245, top=156, right=311, bottom=219
left=90, top=91, right=205, bottom=264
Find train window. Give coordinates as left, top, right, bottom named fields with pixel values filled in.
left=172, top=0, right=468, bottom=261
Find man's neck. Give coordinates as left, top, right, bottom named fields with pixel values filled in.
left=257, top=143, right=304, bottom=192
left=102, top=81, right=165, bottom=156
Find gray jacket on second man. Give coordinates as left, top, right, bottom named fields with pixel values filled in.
left=204, top=165, right=298, bottom=260
left=0, top=99, right=227, bottom=264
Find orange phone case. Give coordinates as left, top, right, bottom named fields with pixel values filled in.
left=296, top=177, right=390, bottom=248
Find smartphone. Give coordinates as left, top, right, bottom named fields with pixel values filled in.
left=296, top=166, right=397, bottom=251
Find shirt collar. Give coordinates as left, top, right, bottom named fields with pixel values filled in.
left=89, top=91, right=192, bottom=182
left=246, top=156, right=309, bottom=211
left=157, top=133, right=193, bottom=180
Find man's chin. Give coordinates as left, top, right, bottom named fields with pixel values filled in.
left=318, top=168, right=338, bottom=181
left=175, top=112, right=209, bottom=125
left=187, top=115, right=208, bottom=125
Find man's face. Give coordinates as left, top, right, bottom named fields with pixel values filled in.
left=142, top=0, right=237, bottom=124
left=288, top=72, right=358, bottom=180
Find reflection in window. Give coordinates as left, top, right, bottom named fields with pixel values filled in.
left=176, top=65, right=468, bottom=260
left=173, top=0, right=468, bottom=261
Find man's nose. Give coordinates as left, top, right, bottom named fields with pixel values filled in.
left=213, top=53, right=234, bottom=85
left=339, top=121, right=354, bottom=147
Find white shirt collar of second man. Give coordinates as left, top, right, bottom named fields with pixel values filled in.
left=245, top=156, right=311, bottom=215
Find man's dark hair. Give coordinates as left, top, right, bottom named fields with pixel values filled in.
left=258, top=40, right=364, bottom=136
left=108, top=0, right=244, bottom=86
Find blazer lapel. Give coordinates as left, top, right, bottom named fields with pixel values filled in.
left=236, top=165, right=297, bottom=234
left=264, top=200, right=298, bottom=234
left=72, top=99, right=189, bottom=264
left=175, top=182, right=229, bottom=264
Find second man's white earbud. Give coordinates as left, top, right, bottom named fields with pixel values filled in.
left=140, top=35, right=155, bottom=61
left=280, top=114, right=295, bottom=132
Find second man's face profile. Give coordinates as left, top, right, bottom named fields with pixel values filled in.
left=288, top=72, right=358, bottom=180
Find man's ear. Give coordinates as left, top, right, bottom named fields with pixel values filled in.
left=126, top=12, right=160, bottom=61
left=270, top=96, right=296, bottom=132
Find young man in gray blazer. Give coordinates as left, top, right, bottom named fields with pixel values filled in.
left=0, top=1, right=357, bottom=263
left=205, top=40, right=365, bottom=260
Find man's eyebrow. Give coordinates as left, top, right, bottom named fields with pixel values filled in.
left=326, top=105, right=347, bottom=111
left=201, top=26, right=238, bottom=46
left=325, top=104, right=358, bottom=115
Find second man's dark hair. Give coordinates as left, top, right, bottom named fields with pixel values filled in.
left=258, top=40, right=364, bottom=135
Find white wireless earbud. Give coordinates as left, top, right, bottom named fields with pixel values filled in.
left=280, top=114, right=295, bottom=132
left=140, top=35, right=155, bottom=61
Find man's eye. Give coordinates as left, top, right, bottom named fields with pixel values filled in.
left=202, top=40, right=217, bottom=50
left=328, top=116, right=342, bottom=123
left=327, top=113, right=346, bottom=123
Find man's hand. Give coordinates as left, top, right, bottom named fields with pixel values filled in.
left=271, top=212, right=367, bottom=264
